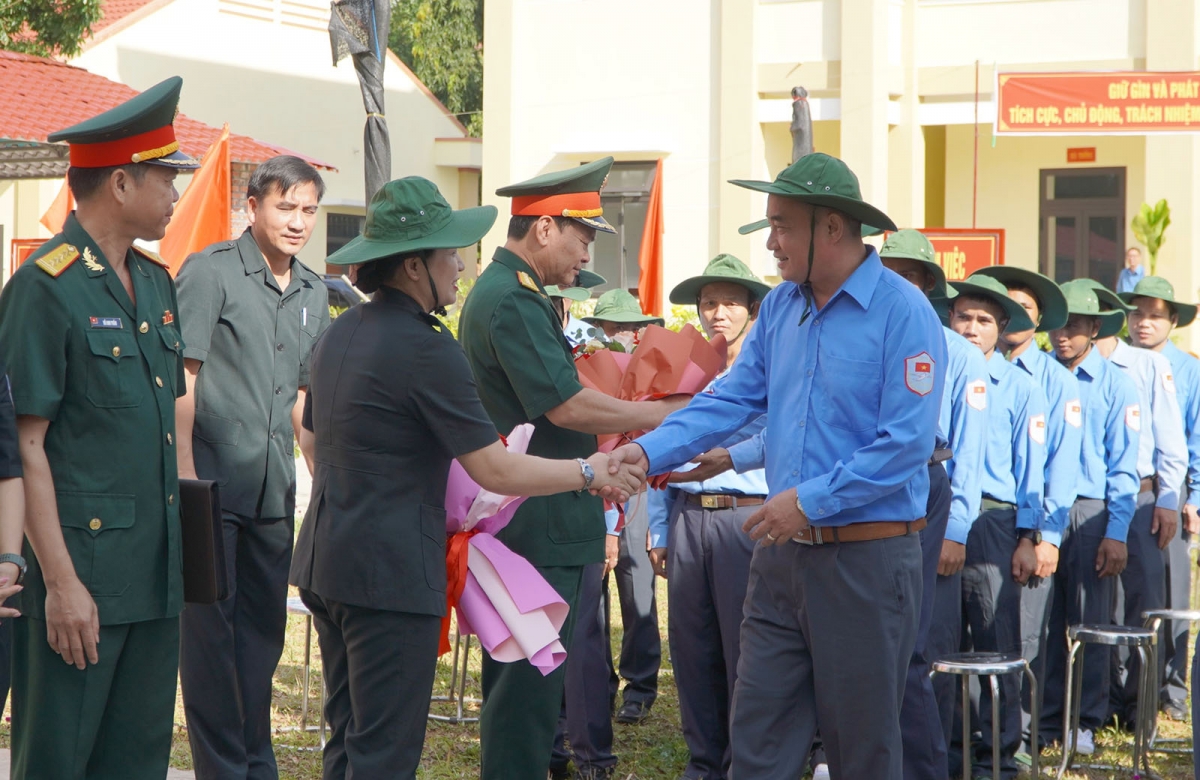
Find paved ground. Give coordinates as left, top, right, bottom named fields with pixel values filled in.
left=0, top=749, right=195, bottom=778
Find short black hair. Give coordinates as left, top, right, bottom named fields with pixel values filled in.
left=507, top=215, right=572, bottom=240
left=356, top=250, right=433, bottom=295
left=248, top=155, right=326, bottom=202
left=67, top=164, right=147, bottom=202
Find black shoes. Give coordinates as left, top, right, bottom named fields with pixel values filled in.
left=1162, top=700, right=1189, bottom=721
left=615, top=699, right=653, bottom=724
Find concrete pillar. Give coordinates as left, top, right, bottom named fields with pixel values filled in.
left=479, top=0, right=515, bottom=262
left=714, top=0, right=758, bottom=263
left=888, top=0, right=924, bottom=228
left=840, top=0, right=890, bottom=211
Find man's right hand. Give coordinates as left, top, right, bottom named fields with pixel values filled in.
left=608, top=443, right=650, bottom=477
left=1095, top=538, right=1128, bottom=578
left=1185, top=504, right=1200, bottom=535
left=648, top=547, right=667, bottom=578
left=938, top=540, right=966, bottom=577
left=44, top=576, right=99, bottom=670
left=668, top=447, right=733, bottom=484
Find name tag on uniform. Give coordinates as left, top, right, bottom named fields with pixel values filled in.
left=89, top=316, right=123, bottom=329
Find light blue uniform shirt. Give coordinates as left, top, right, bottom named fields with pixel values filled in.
left=1162, top=341, right=1200, bottom=498
left=636, top=251, right=946, bottom=527
left=941, top=328, right=989, bottom=544
left=979, top=351, right=1046, bottom=532
left=1107, top=340, right=1187, bottom=511
left=1116, top=266, right=1146, bottom=294
left=1011, top=346, right=1083, bottom=547
left=1071, top=347, right=1140, bottom=542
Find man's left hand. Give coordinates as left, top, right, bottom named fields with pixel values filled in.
left=603, top=534, right=620, bottom=576
left=1033, top=541, right=1060, bottom=579
left=1184, top=504, right=1200, bottom=535
left=743, top=488, right=807, bottom=546
left=1151, top=506, right=1178, bottom=550
left=1011, top=538, right=1037, bottom=586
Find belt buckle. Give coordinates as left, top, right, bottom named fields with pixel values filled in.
left=792, top=526, right=822, bottom=545
left=701, top=495, right=719, bottom=509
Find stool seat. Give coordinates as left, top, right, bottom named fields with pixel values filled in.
left=1067, top=624, right=1155, bottom=647
left=1142, top=608, right=1200, bottom=622
left=286, top=596, right=312, bottom=617
left=932, top=652, right=1029, bottom=676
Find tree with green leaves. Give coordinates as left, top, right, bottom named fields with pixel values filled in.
left=389, top=0, right=483, bottom=136
left=1132, top=199, right=1171, bottom=275
left=0, top=0, right=102, bottom=58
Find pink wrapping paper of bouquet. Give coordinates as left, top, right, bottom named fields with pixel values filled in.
left=441, top=424, right=570, bottom=676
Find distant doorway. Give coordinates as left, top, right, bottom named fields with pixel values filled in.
left=1039, top=168, right=1126, bottom=289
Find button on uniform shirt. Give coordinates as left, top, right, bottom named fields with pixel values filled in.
left=1011, top=346, right=1083, bottom=547
left=0, top=214, right=185, bottom=624
left=0, top=358, right=20, bottom=479
left=636, top=251, right=946, bottom=527
left=1161, top=341, right=1200, bottom=499
left=980, top=351, right=1047, bottom=532
left=175, top=229, right=329, bottom=520
left=942, top=327, right=989, bottom=544
left=1070, top=347, right=1140, bottom=542
left=1107, top=340, right=1187, bottom=511
left=1117, top=266, right=1146, bottom=294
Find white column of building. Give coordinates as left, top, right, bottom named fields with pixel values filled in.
left=479, top=0, right=516, bottom=262
left=715, top=0, right=758, bottom=262
left=840, top=0, right=891, bottom=213
left=888, top=0, right=924, bottom=229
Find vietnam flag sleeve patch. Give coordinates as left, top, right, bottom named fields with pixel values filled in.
left=904, top=352, right=935, bottom=396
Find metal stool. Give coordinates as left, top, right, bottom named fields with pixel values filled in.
left=1057, top=624, right=1159, bottom=780
left=277, top=596, right=326, bottom=750
left=929, top=652, right=1038, bottom=780
left=428, top=627, right=481, bottom=724
left=1142, top=608, right=1200, bottom=754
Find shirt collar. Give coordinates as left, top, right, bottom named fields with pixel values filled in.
left=491, top=246, right=545, bottom=289
left=373, top=284, right=427, bottom=314
left=1077, top=345, right=1105, bottom=379
left=1107, top=339, right=1134, bottom=368
left=237, top=228, right=302, bottom=280
left=787, top=248, right=882, bottom=310
left=986, top=349, right=1008, bottom=380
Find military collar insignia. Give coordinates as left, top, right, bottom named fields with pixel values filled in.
left=132, top=245, right=170, bottom=269
left=35, top=243, right=80, bottom=277
left=82, top=247, right=105, bottom=273
left=518, top=271, right=544, bottom=295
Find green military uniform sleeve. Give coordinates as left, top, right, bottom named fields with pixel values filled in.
left=174, top=251, right=225, bottom=364
left=490, top=290, right=584, bottom=420
left=0, top=272, right=70, bottom=421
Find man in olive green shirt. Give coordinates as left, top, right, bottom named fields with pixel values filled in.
left=0, top=78, right=198, bottom=780
left=459, top=157, right=683, bottom=780
left=175, top=155, right=329, bottom=779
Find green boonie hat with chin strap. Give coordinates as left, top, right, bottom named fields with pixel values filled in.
left=497, top=157, right=617, bottom=235
left=879, top=229, right=948, bottom=299
left=324, top=176, right=497, bottom=267
left=1075, top=278, right=1135, bottom=313
left=948, top=275, right=1036, bottom=334
left=547, top=269, right=607, bottom=302
left=969, top=266, right=1069, bottom=333
left=583, top=289, right=664, bottom=327
left=732, top=153, right=897, bottom=235
left=1059, top=279, right=1127, bottom=339
left=669, top=254, right=772, bottom=305
left=1119, top=276, right=1198, bottom=328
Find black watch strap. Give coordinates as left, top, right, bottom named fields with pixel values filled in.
left=0, top=553, right=26, bottom=585
left=1017, top=528, right=1041, bottom=543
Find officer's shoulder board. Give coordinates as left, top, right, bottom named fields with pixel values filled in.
left=34, top=243, right=80, bottom=278
left=132, top=245, right=170, bottom=269
left=517, top=271, right=547, bottom=298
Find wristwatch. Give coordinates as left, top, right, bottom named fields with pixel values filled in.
left=1017, top=528, right=1042, bottom=544
left=0, top=553, right=26, bottom=585
left=576, top=458, right=596, bottom=491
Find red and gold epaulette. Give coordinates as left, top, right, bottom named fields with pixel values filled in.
left=34, top=244, right=79, bottom=277
left=132, top=245, right=170, bottom=269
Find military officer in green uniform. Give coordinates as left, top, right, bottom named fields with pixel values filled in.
left=458, top=157, right=686, bottom=779
left=0, top=77, right=199, bottom=779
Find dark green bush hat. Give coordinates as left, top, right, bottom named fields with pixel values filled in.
left=1119, top=276, right=1197, bottom=327
left=669, top=254, right=772, bottom=305
left=547, top=269, right=606, bottom=302
left=1059, top=279, right=1126, bottom=339
left=584, top=289, right=664, bottom=326
left=970, top=266, right=1068, bottom=332
left=731, top=153, right=897, bottom=234
left=497, top=157, right=617, bottom=235
left=948, top=275, right=1036, bottom=333
left=1075, top=278, right=1134, bottom=313
left=879, top=229, right=947, bottom=298
left=48, top=76, right=200, bottom=169
left=325, top=177, right=497, bottom=267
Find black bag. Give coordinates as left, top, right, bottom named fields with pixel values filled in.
left=179, top=479, right=228, bottom=604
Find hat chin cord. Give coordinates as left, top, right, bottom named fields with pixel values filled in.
left=798, top=210, right=816, bottom=326
left=420, top=255, right=448, bottom=317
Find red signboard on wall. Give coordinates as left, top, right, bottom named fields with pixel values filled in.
left=996, top=71, right=1200, bottom=135
left=919, top=229, right=1005, bottom=282
left=9, top=239, right=46, bottom=278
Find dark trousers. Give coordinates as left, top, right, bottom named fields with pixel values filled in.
left=11, top=615, right=179, bottom=780
left=1019, top=557, right=1053, bottom=752
left=299, top=590, right=441, bottom=780
left=729, top=532, right=922, bottom=780
left=901, top=463, right=950, bottom=780
left=669, top=498, right=757, bottom=780
left=180, top=513, right=294, bottom=780
left=1161, top=487, right=1192, bottom=708
left=481, top=565, right=585, bottom=780
left=1041, top=498, right=1115, bottom=739
left=1110, top=489, right=1166, bottom=723
left=1191, top=630, right=1200, bottom=780
left=929, top=558, right=964, bottom=768
left=613, top=498, right=661, bottom=708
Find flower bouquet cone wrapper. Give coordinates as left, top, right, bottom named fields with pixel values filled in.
left=441, top=424, right=570, bottom=675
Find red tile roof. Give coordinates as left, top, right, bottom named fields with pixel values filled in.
left=0, top=51, right=333, bottom=169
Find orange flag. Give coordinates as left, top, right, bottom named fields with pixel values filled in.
left=637, top=158, right=664, bottom=317
left=160, top=124, right=231, bottom=276
left=40, top=175, right=74, bottom=234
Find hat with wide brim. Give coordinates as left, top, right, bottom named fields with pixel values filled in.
left=669, top=253, right=773, bottom=304
left=948, top=276, right=1036, bottom=334
left=324, top=176, right=497, bottom=267
left=1059, top=279, right=1127, bottom=339
left=732, top=153, right=897, bottom=235
left=583, top=288, right=664, bottom=326
left=969, top=266, right=1068, bottom=332
left=1075, top=278, right=1135, bottom=313
left=878, top=229, right=948, bottom=298
left=1118, top=276, right=1198, bottom=328
left=547, top=269, right=607, bottom=301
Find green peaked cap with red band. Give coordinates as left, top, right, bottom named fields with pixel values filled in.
left=497, top=157, right=617, bottom=235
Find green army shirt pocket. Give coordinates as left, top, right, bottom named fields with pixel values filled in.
left=194, top=409, right=242, bottom=447
left=420, top=504, right=448, bottom=593
left=56, top=492, right=136, bottom=597
left=85, top=331, right=143, bottom=408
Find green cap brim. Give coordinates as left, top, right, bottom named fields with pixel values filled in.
left=970, top=267, right=1069, bottom=333
left=1083, top=310, right=1128, bottom=339
left=728, top=179, right=899, bottom=232
left=949, top=281, right=1037, bottom=333
left=669, top=275, right=772, bottom=305
left=583, top=313, right=665, bottom=326
left=546, top=286, right=590, bottom=301
left=324, top=205, right=498, bottom=267
left=1119, top=291, right=1198, bottom=328
left=574, top=215, right=616, bottom=235
left=738, top=218, right=769, bottom=235
left=577, top=269, right=606, bottom=288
